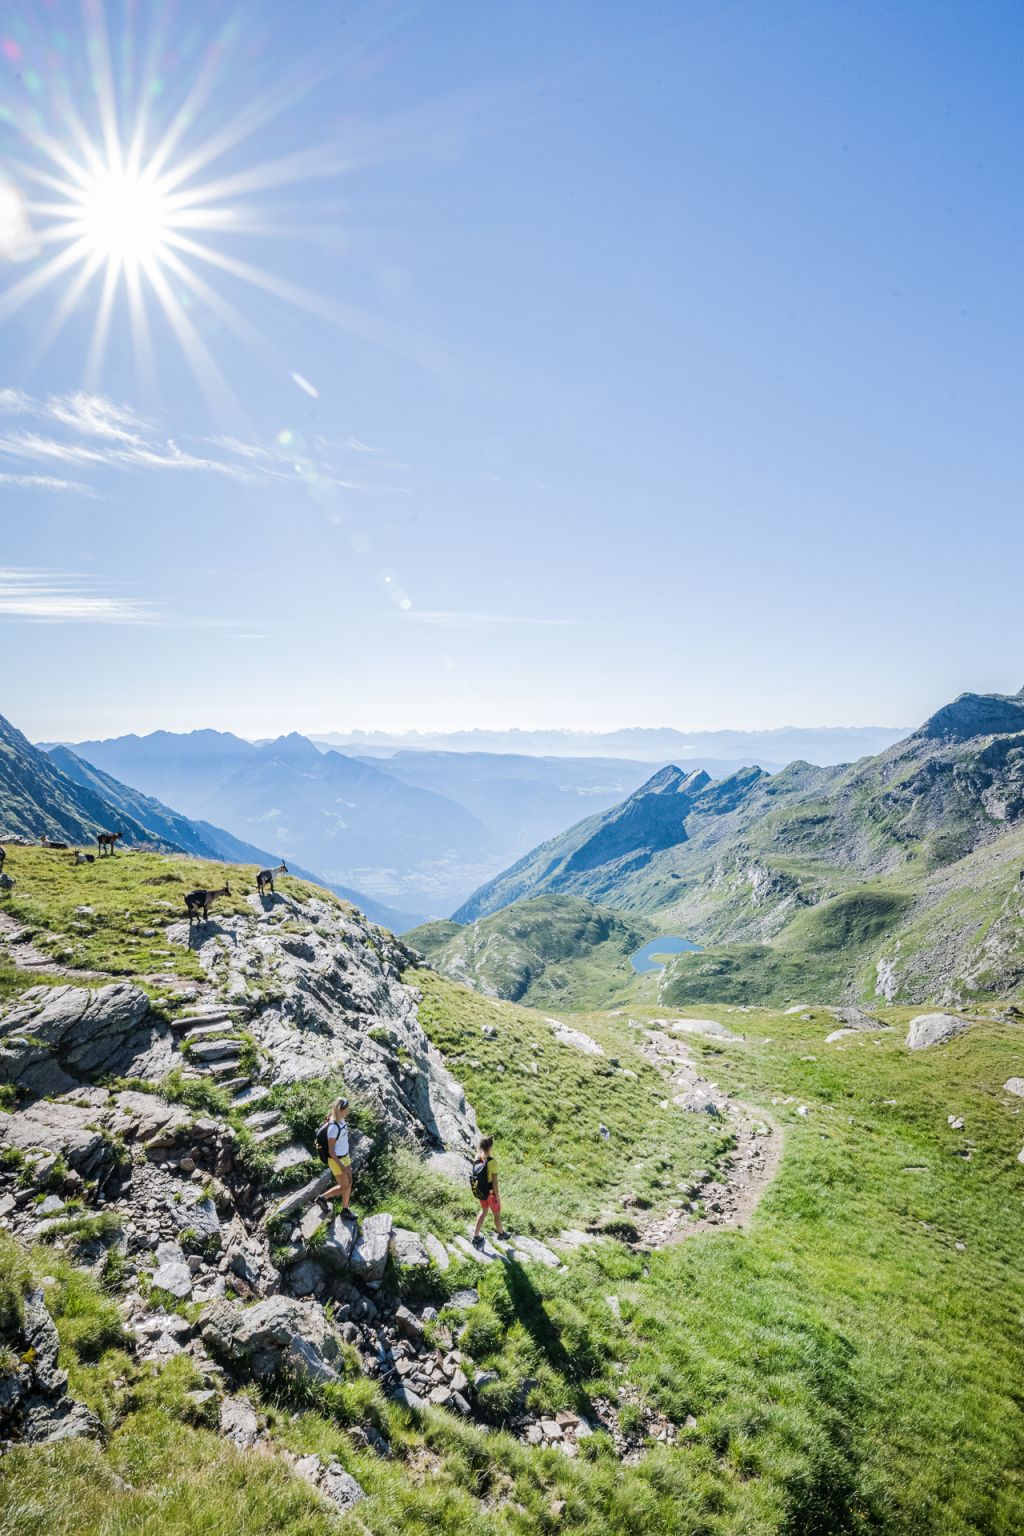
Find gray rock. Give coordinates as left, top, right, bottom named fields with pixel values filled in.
left=389, top=1227, right=429, bottom=1268
left=665, top=1017, right=741, bottom=1042
left=201, top=1295, right=344, bottom=1386
left=150, top=1261, right=193, bottom=1300
left=223, top=1226, right=280, bottom=1296
left=390, top=1384, right=427, bottom=1412
left=285, top=1259, right=323, bottom=1297
left=449, top=1288, right=479, bottom=1311
left=349, top=1212, right=393, bottom=1281
left=318, top=1215, right=356, bottom=1273
left=219, top=1393, right=260, bottom=1447
left=423, top=1232, right=450, bottom=1271
left=507, top=1234, right=561, bottom=1269
left=906, top=1013, right=971, bottom=1051
left=264, top=1171, right=333, bottom=1227
left=1004, top=1078, right=1024, bottom=1097
left=0, top=982, right=173, bottom=1094
left=548, top=1020, right=604, bottom=1057
left=673, top=1089, right=721, bottom=1117
left=318, top=1461, right=366, bottom=1514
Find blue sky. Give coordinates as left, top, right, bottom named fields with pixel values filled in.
left=1, top=0, right=1021, bottom=742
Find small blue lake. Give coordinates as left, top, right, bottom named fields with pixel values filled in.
left=630, top=935, right=703, bottom=974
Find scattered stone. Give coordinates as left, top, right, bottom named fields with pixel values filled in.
left=1003, top=1078, right=1024, bottom=1098
left=449, top=1289, right=479, bottom=1311
left=947, top=1115, right=965, bottom=1131
left=219, top=1394, right=260, bottom=1448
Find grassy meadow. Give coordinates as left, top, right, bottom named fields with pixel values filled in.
left=2, top=926, right=1022, bottom=1533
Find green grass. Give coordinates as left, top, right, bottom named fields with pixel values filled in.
left=0, top=846, right=331, bottom=981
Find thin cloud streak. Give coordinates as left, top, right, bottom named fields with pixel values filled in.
left=0, top=388, right=383, bottom=495
left=0, top=568, right=150, bottom=624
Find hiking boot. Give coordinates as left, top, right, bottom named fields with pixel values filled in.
left=340, top=1208, right=358, bottom=1222
left=471, top=1234, right=485, bottom=1250
left=316, top=1197, right=331, bottom=1217
left=495, top=1229, right=512, bottom=1241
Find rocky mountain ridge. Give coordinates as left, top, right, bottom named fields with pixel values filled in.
left=453, top=689, right=1024, bottom=1006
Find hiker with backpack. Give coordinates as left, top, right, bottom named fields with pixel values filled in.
left=315, top=1097, right=356, bottom=1221
left=471, top=1134, right=510, bottom=1248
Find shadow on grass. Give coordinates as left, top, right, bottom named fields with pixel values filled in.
left=500, top=1255, right=576, bottom=1382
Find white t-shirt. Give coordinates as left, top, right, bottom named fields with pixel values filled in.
left=327, top=1119, right=349, bottom=1158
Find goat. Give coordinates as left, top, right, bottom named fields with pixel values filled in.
left=40, top=836, right=69, bottom=850
left=97, top=831, right=123, bottom=857
left=257, top=861, right=288, bottom=896
left=0, top=872, right=13, bottom=896
left=0, top=846, right=5, bottom=871
left=74, top=851, right=95, bottom=865
left=185, top=883, right=231, bottom=926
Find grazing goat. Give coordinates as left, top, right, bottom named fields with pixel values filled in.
left=97, top=831, right=122, bottom=856
left=74, top=851, right=95, bottom=865
left=40, top=836, right=69, bottom=850
left=0, top=872, right=13, bottom=896
left=257, top=861, right=288, bottom=896
left=185, top=883, right=231, bottom=926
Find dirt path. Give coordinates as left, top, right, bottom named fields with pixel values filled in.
left=0, top=910, right=113, bottom=981
left=632, top=1023, right=784, bottom=1247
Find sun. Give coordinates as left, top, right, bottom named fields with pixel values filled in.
left=76, top=164, right=170, bottom=273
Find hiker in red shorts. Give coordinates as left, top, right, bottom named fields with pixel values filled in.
left=471, top=1134, right=510, bottom=1248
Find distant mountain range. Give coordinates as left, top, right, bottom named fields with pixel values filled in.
left=0, top=712, right=414, bottom=931
left=310, top=724, right=909, bottom=765
left=57, top=732, right=766, bottom=916
left=451, top=687, right=1024, bottom=1007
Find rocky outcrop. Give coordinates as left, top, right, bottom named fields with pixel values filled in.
left=168, top=892, right=477, bottom=1158
left=201, top=1294, right=346, bottom=1386
left=916, top=689, right=1024, bottom=744
left=0, top=983, right=174, bottom=1096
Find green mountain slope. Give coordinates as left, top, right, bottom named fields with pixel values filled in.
left=455, top=688, right=1024, bottom=1006
left=407, top=894, right=655, bottom=1006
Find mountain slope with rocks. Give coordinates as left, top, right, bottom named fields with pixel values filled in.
left=454, top=688, right=1024, bottom=1007
left=1, top=842, right=1023, bottom=1534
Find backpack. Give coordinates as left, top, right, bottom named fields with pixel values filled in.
left=315, top=1121, right=332, bottom=1166
left=470, top=1158, right=492, bottom=1200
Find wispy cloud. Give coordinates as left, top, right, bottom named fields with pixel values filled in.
left=0, top=568, right=151, bottom=624
left=0, top=388, right=385, bottom=497
left=0, top=471, right=100, bottom=497
left=400, top=610, right=575, bottom=628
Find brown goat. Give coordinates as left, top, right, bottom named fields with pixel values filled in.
left=257, top=861, right=287, bottom=896
left=97, top=831, right=122, bottom=856
left=185, top=883, right=231, bottom=925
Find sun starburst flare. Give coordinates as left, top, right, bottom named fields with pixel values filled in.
left=0, top=5, right=392, bottom=410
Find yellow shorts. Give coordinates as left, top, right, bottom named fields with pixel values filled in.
left=328, top=1155, right=351, bottom=1177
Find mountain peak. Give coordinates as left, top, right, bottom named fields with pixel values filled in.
left=261, top=732, right=323, bottom=766
left=915, top=689, right=1024, bottom=744
left=636, top=764, right=712, bottom=797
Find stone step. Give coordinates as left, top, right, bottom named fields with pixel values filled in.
left=252, top=1125, right=288, bottom=1146
left=244, top=1109, right=283, bottom=1131
left=183, top=1022, right=242, bottom=1043
left=272, top=1141, right=312, bottom=1176
left=185, top=1037, right=245, bottom=1062
left=219, top=1076, right=251, bottom=1094
left=196, top=1057, right=243, bottom=1078
left=172, top=1008, right=246, bottom=1031
left=232, top=1085, right=270, bottom=1108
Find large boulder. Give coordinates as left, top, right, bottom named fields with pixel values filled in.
left=906, top=1013, right=971, bottom=1051
left=0, top=1289, right=100, bottom=1447
left=201, top=1295, right=344, bottom=1385
left=0, top=1100, right=113, bottom=1180
left=349, top=1213, right=393, bottom=1282
left=0, top=983, right=173, bottom=1095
